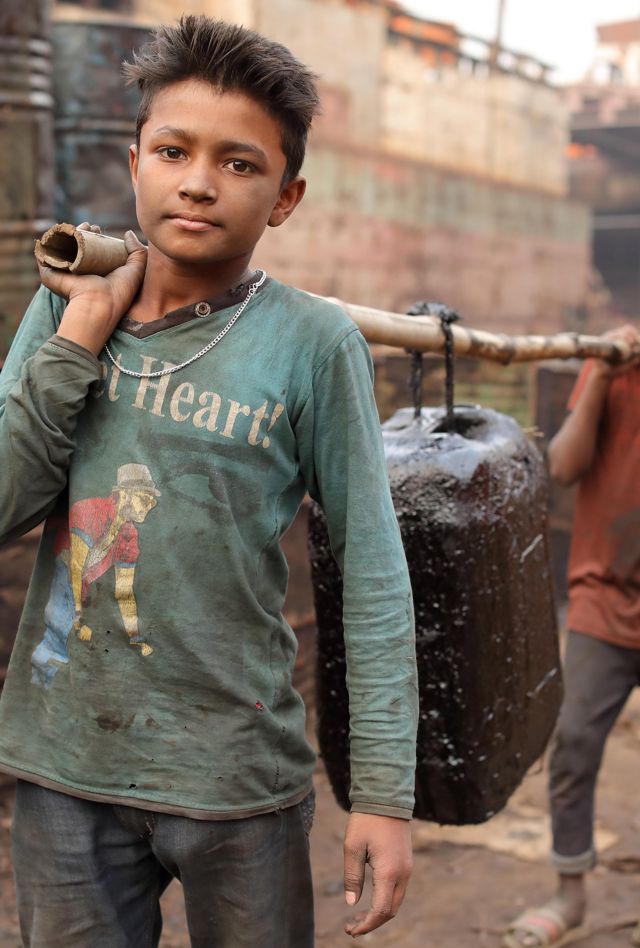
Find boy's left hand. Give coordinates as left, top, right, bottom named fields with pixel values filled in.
left=343, top=812, right=413, bottom=938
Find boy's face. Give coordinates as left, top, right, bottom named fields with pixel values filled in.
left=129, top=80, right=305, bottom=270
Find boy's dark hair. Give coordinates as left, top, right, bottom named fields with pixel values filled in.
left=123, top=16, right=320, bottom=182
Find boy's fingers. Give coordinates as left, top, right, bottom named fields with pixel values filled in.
left=344, top=858, right=411, bottom=937
left=124, top=230, right=147, bottom=255
left=37, top=262, right=71, bottom=299
left=391, top=877, right=408, bottom=916
left=344, top=872, right=397, bottom=937
left=343, top=839, right=366, bottom=906
left=345, top=878, right=409, bottom=938
left=76, top=221, right=101, bottom=233
left=345, top=910, right=392, bottom=938
left=119, top=232, right=147, bottom=281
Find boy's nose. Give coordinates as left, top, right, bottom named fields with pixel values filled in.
left=178, top=177, right=218, bottom=203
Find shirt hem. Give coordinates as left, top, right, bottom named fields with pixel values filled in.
left=567, top=592, right=640, bottom=650
left=568, top=622, right=640, bottom=652
left=0, top=761, right=313, bottom=821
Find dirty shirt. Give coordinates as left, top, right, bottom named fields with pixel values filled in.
left=567, top=361, right=640, bottom=649
left=0, top=280, right=418, bottom=820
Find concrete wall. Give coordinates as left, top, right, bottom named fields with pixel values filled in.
left=257, top=142, right=590, bottom=335
left=382, top=48, right=569, bottom=196
left=254, top=0, right=386, bottom=145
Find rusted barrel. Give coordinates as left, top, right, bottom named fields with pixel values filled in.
left=0, top=0, right=54, bottom=356
left=309, top=405, right=563, bottom=824
left=52, top=20, right=150, bottom=234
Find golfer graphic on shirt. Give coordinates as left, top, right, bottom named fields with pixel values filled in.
left=31, top=464, right=160, bottom=689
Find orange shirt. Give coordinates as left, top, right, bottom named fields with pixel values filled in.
left=567, top=361, right=640, bottom=648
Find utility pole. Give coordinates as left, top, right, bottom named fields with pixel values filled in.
left=490, top=0, right=507, bottom=70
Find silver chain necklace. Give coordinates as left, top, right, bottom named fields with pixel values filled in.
left=103, top=269, right=267, bottom=379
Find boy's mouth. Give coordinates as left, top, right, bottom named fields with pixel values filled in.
left=167, top=213, right=220, bottom=232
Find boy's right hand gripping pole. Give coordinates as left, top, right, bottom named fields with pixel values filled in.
left=34, top=222, right=128, bottom=276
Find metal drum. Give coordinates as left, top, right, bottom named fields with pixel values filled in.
left=0, top=0, right=54, bottom=356
left=309, top=405, right=563, bottom=824
left=52, top=21, right=151, bottom=234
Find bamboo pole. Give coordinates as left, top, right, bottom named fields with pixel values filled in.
left=330, top=299, right=635, bottom=366
left=33, top=224, right=636, bottom=365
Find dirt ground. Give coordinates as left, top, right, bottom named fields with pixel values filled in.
left=0, top=684, right=640, bottom=948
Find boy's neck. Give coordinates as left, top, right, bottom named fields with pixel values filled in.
left=129, top=245, right=256, bottom=322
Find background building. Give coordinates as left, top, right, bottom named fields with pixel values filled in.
left=1, top=0, right=592, bottom=356
left=567, top=19, right=640, bottom=324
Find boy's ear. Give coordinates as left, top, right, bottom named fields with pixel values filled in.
left=129, top=144, right=139, bottom=190
left=268, top=176, right=306, bottom=228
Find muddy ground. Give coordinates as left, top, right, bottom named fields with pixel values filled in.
left=0, top=681, right=639, bottom=947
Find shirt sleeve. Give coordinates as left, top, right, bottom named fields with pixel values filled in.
left=295, top=327, right=418, bottom=819
left=0, top=287, right=102, bottom=545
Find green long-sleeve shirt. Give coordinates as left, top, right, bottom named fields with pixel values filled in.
left=0, top=279, right=417, bottom=820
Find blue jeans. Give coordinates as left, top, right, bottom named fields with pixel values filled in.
left=12, top=780, right=315, bottom=947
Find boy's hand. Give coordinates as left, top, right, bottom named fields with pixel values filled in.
left=39, top=222, right=147, bottom=356
left=593, top=324, right=640, bottom=380
left=343, top=812, right=412, bottom=938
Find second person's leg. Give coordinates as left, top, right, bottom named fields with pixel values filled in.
left=504, top=631, right=638, bottom=947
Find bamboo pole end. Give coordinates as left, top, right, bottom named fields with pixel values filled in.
left=34, top=222, right=82, bottom=272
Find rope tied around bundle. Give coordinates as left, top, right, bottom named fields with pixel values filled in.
left=406, top=301, right=460, bottom=431
left=439, top=307, right=460, bottom=433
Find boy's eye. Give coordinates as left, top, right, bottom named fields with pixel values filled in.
left=158, top=147, right=184, bottom=160
left=227, top=159, right=253, bottom=174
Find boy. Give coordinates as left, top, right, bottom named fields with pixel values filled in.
left=504, top=325, right=640, bottom=948
left=0, top=17, right=418, bottom=948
